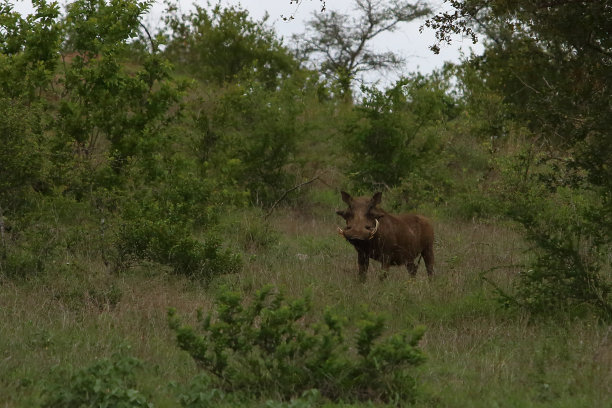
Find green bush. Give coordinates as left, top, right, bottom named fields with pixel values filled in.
left=58, top=7, right=185, bottom=174
left=0, top=0, right=62, bottom=100
left=198, top=76, right=304, bottom=206
left=344, top=73, right=458, bottom=191
left=0, top=194, right=99, bottom=280
left=163, top=2, right=295, bottom=86
left=0, top=98, right=50, bottom=213
left=42, top=354, right=153, bottom=408
left=175, top=373, right=227, bottom=408
left=116, top=212, right=241, bottom=281
left=112, top=163, right=243, bottom=280
left=0, top=224, right=59, bottom=279
left=168, top=286, right=426, bottom=404
left=489, top=151, right=612, bottom=320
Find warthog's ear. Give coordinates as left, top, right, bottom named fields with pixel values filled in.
left=340, top=191, right=353, bottom=205
left=371, top=191, right=382, bottom=206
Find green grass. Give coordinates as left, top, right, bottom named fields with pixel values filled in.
left=1, top=202, right=610, bottom=407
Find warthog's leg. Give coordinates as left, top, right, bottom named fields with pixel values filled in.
left=357, top=250, right=369, bottom=282
left=379, top=263, right=390, bottom=281
left=423, top=245, right=435, bottom=276
left=406, top=262, right=417, bottom=276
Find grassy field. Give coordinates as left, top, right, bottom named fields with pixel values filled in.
left=1, top=192, right=610, bottom=407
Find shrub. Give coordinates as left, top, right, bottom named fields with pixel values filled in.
left=0, top=194, right=98, bottom=280
left=41, top=354, right=153, bottom=408
left=116, top=213, right=241, bottom=281
left=489, top=151, right=612, bottom=320
left=199, top=76, right=304, bottom=206
left=344, top=73, right=458, bottom=191
left=175, top=373, right=227, bottom=408
left=163, top=2, right=295, bottom=86
left=168, top=286, right=426, bottom=404
left=114, top=166, right=243, bottom=280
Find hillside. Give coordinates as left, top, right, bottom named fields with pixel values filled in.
left=1, top=1, right=610, bottom=406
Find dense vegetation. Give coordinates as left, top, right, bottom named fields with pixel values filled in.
left=1, top=0, right=610, bottom=406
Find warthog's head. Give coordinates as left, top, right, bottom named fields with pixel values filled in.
left=336, top=191, right=384, bottom=244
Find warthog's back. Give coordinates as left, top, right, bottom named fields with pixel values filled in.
left=396, top=213, right=434, bottom=249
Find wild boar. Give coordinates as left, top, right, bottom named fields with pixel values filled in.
left=336, top=191, right=434, bottom=280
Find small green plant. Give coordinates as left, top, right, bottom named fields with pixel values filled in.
left=42, top=353, right=153, bottom=408
left=175, top=373, right=227, bottom=408
left=168, top=286, right=426, bottom=404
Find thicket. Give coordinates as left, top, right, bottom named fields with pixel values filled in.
left=343, top=71, right=463, bottom=206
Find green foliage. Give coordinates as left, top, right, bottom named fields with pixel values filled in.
left=0, top=194, right=103, bottom=280
left=194, top=74, right=307, bottom=205
left=0, top=0, right=63, bottom=212
left=0, top=98, right=49, bottom=212
left=168, top=286, right=426, bottom=403
left=59, top=0, right=186, bottom=174
left=0, top=0, right=62, bottom=99
left=428, top=1, right=612, bottom=319
left=344, top=73, right=458, bottom=191
left=176, top=374, right=228, bottom=408
left=163, top=2, right=295, bottom=86
left=490, top=150, right=612, bottom=320
left=63, top=0, right=152, bottom=54
left=117, top=217, right=241, bottom=280
left=0, top=0, right=198, bottom=282
left=115, top=170, right=242, bottom=280
left=42, top=353, right=153, bottom=408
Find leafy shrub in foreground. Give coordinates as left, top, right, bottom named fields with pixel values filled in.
left=42, top=354, right=152, bottom=408
left=168, top=286, right=426, bottom=404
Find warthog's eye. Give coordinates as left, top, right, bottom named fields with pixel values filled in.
left=345, top=226, right=352, bottom=230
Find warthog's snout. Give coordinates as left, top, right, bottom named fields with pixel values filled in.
left=337, top=219, right=378, bottom=243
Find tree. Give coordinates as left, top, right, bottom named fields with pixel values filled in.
left=425, top=1, right=611, bottom=185
left=296, top=0, right=430, bottom=98
left=344, top=72, right=457, bottom=189
left=57, top=0, right=185, bottom=176
left=426, top=0, right=612, bottom=319
left=163, top=2, right=296, bottom=87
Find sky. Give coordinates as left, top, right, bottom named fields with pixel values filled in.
left=11, top=0, right=483, bottom=87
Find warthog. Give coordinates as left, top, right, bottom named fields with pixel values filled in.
left=336, top=191, right=434, bottom=280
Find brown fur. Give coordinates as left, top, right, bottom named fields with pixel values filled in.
left=336, top=191, right=434, bottom=281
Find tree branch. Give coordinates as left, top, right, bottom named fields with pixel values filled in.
left=264, top=175, right=322, bottom=219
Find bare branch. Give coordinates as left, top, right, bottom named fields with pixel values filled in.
left=296, top=0, right=431, bottom=95
left=264, top=175, right=322, bottom=219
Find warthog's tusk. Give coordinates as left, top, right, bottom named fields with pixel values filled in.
left=369, top=219, right=379, bottom=239
left=337, top=227, right=344, bottom=236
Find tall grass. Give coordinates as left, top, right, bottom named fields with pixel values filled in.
left=1, top=200, right=610, bottom=407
